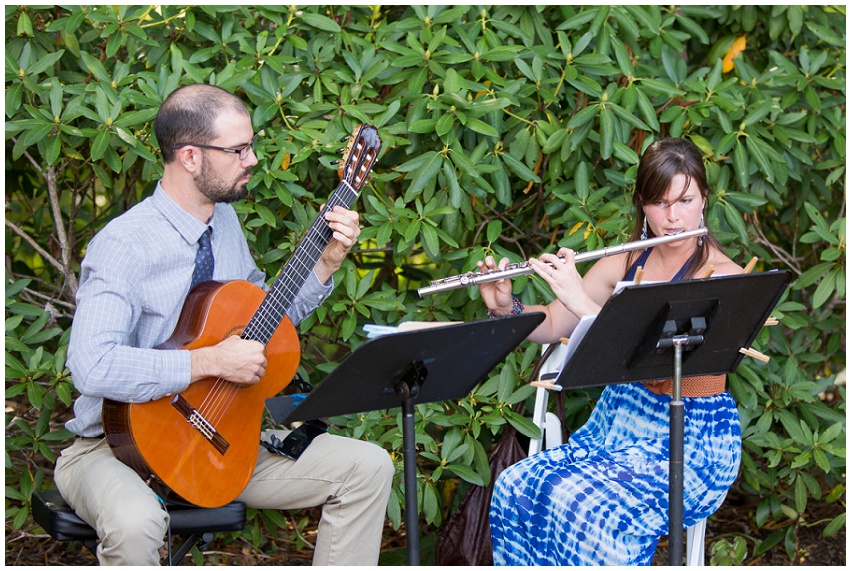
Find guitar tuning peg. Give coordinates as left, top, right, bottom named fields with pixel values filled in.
left=330, top=159, right=340, bottom=166
left=340, top=135, right=351, bottom=143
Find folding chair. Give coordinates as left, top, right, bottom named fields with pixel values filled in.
left=529, top=343, right=711, bottom=566
left=31, top=487, right=246, bottom=565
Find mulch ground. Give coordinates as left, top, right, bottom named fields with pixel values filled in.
left=5, top=482, right=845, bottom=566
left=654, top=483, right=846, bottom=566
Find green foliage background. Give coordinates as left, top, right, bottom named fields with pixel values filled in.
left=5, top=5, right=845, bottom=564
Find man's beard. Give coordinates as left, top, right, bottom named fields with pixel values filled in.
left=195, top=158, right=251, bottom=204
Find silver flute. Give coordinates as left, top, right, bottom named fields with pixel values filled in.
left=418, top=227, right=708, bottom=296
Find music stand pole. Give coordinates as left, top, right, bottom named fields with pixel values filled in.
left=657, top=323, right=706, bottom=564
left=669, top=339, right=686, bottom=565
left=396, top=363, right=426, bottom=565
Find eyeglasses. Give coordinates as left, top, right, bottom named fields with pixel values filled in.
left=173, top=133, right=257, bottom=160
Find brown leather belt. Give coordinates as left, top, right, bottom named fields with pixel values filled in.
left=644, top=374, right=726, bottom=397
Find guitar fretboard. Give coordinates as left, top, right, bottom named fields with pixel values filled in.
left=241, top=179, right=359, bottom=344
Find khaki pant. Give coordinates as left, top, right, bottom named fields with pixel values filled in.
left=54, top=431, right=393, bottom=565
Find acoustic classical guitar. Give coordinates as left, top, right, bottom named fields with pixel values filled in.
left=103, top=124, right=381, bottom=508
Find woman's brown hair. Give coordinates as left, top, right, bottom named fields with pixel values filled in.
left=624, top=137, right=722, bottom=280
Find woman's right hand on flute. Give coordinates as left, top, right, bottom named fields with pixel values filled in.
left=477, top=255, right=515, bottom=316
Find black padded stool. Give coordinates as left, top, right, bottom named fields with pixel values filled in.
left=32, top=488, right=246, bottom=565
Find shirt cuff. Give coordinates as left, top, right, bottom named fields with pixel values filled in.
left=158, top=348, right=194, bottom=398
left=287, top=271, right=333, bottom=326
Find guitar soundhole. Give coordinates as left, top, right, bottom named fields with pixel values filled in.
left=226, top=325, right=245, bottom=338
left=171, top=394, right=230, bottom=455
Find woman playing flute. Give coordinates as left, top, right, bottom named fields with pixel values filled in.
left=479, top=137, right=743, bottom=565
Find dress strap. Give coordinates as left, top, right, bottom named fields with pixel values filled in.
left=671, top=257, right=692, bottom=282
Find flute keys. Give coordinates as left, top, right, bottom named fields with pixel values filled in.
left=429, top=274, right=463, bottom=287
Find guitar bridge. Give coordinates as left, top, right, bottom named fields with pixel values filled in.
left=170, top=394, right=230, bottom=455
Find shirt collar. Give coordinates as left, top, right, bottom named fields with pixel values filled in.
left=151, top=181, right=216, bottom=245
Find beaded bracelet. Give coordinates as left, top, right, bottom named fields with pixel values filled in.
left=487, top=295, right=525, bottom=319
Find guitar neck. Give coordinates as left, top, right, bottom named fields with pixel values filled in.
left=242, top=180, right=359, bottom=344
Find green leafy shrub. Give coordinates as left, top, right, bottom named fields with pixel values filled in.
left=5, top=5, right=844, bottom=563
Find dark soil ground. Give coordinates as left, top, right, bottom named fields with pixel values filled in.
left=5, top=481, right=845, bottom=566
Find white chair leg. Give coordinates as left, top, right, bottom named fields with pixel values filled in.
left=528, top=386, right=550, bottom=456
left=685, top=517, right=707, bottom=566
left=529, top=344, right=568, bottom=456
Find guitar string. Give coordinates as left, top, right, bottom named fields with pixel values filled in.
left=204, top=378, right=237, bottom=426
left=197, top=377, right=230, bottom=423
left=159, top=140, right=374, bottom=437
left=202, top=379, right=227, bottom=416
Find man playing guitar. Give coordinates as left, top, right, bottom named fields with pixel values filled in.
left=54, top=83, right=393, bottom=565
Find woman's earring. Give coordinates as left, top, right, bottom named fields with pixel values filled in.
left=641, top=217, right=648, bottom=240
left=698, top=212, right=706, bottom=246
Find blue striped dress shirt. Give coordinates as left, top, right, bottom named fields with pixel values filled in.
left=66, top=183, right=332, bottom=437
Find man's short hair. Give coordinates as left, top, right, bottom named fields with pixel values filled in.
left=154, top=84, right=249, bottom=164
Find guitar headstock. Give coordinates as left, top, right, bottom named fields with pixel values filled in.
left=338, top=124, right=381, bottom=192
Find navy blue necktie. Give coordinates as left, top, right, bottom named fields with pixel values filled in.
left=190, top=227, right=214, bottom=288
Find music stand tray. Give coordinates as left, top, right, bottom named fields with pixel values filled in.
left=551, top=270, right=791, bottom=565
left=266, top=312, right=545, bottom=565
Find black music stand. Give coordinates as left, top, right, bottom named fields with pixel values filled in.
left=551, top=270, right=791, bottom=565
left=265, top=312, right=545, bottom=566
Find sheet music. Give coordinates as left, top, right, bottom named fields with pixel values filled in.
left=557, top=314, right=597, bottom=372
left=613, top=279, right=660, bottom=294
left=364, top=321, right=461, bottom=338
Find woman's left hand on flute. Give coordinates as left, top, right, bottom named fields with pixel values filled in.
left=476, top=255, right=515, bottom=316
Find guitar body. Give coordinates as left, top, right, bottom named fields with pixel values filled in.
left=103, top=280, right=300, bottom=508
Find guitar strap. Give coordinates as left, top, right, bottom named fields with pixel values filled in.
left=261, top=419, right=328, bottom=460
left=260, top=374, right=328, bottom=460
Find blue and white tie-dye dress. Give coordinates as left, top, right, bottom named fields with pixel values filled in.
left=489, top=249, right=742, bottom=566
